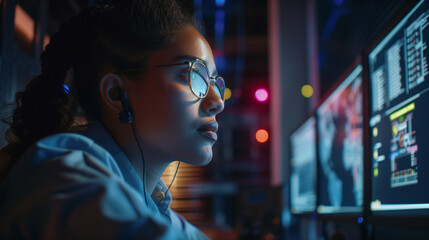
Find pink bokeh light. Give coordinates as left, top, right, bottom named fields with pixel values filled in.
left=255, top=88, right=269, bottom=102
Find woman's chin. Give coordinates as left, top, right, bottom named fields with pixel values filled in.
left=181, top=146, right=213, bottom=166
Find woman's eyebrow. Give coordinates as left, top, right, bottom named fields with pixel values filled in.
left=174, top=55, right=219, bottom=76
left=175, top=55, right=199, bottom=63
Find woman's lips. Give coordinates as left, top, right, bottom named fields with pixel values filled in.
left=198, top=130, right=218, bottom=141
left=198, top=122, right=219, bottom=142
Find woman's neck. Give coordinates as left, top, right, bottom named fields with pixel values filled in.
left=103, top=119, right=173, bottom=195
left=129, top=141, right=172, bottom=194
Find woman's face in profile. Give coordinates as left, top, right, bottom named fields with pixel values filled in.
left=126, top=26, right=224, bottom=165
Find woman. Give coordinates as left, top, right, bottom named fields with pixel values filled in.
left=0, top=1, right=225, bottom=239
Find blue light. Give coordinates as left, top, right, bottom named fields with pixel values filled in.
left=193, top=0, right=202, bottom=7
left=282, top=209, right=291, bottom=227
left=311, top=213, right=318, bottom=220
left=334, top=0, right=343, bottom=6
left=215, top=9, right=225, bottom=22
left=193, top=0, right=203, bottom=22
left=215, top=21, right=224, bottom=33
left=215, top=0, right=225, bottom=7
left=321, top=8, right=348, bottom=43
left=214, top=56, right=226, bottom=72
left=214, top=9, right=225, bottom=49
left=357, top=217, right=363, bottom=223
left=63, top=84, right=70, bottom=94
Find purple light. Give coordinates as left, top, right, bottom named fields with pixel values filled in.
left=255, top=88, right=268, bottom=102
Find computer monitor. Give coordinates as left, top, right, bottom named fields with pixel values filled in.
left=316, top=65, right=364, bottom=214
left=290, top=116, right=317, bottom=214
left=368, top=0, right=429, bottom=215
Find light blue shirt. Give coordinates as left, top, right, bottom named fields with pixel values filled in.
left=0, top=122, right=209, bottom=239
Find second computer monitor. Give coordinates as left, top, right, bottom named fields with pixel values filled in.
left=316, top=65, right=364, bottom=214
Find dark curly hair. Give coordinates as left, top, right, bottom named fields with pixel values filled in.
left=0, top=0, right=197, bottom=179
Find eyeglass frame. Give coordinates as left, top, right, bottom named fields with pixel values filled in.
left=119, top=58, right=226, bottom=101
left=156, top=59, right=225, bottom=101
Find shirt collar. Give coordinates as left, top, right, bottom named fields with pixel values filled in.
left=151, top=180, right=173, bottom=214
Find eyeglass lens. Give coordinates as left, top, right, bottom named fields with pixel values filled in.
left=190, top=61, right=225, bottom=100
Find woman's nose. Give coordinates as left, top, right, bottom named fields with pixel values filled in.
left=201, top=84, right=224, bottom=116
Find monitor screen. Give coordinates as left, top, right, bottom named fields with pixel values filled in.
left=369, top=0, right=429, bottom=215
left=316, top=65, right=363, bottom=214
left=290, top=116, right=317, bottom=214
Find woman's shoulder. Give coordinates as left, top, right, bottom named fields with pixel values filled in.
left=36, top=132, right=95, bottom=153
left=14, top=133, right=123, bottom=178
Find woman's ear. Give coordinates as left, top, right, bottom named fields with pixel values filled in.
left=100, top=73, right=125, bottom=114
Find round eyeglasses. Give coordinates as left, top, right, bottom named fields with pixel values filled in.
left=155, top=59, right=226, bottom=101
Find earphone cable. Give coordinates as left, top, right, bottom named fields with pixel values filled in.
left=165, top=161, right=180, bottom=194
left=130, top=121, right=180, bottom=203
left=130, top=122, right=148, bottom=206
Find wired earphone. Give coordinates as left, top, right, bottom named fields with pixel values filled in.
left=111, top=85, right=180, bottom=205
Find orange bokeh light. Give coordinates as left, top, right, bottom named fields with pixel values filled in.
left=255, top=129, right=269, bottom=143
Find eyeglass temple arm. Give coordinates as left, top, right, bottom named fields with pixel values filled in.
left=120, top=62, right=191, bottom=72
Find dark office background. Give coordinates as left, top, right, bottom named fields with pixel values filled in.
left=1, top=0, right=429, bottom=239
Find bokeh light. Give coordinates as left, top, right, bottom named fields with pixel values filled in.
left=256, top=129, right=269, bottom=143
left=224, top=87, right=232, bottom=100
left=255, top=88, right=269, bottom=102
left=215, top=0, right=225, bottom=7
left=301, top=84, right=314, bottom=98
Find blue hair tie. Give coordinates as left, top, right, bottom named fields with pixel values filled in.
left=63, top=84, right=70, bottom=94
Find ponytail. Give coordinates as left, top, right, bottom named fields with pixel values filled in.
left=1, top=21, right=78, bottom=164
left=1, top=5, right=117, bottom=160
